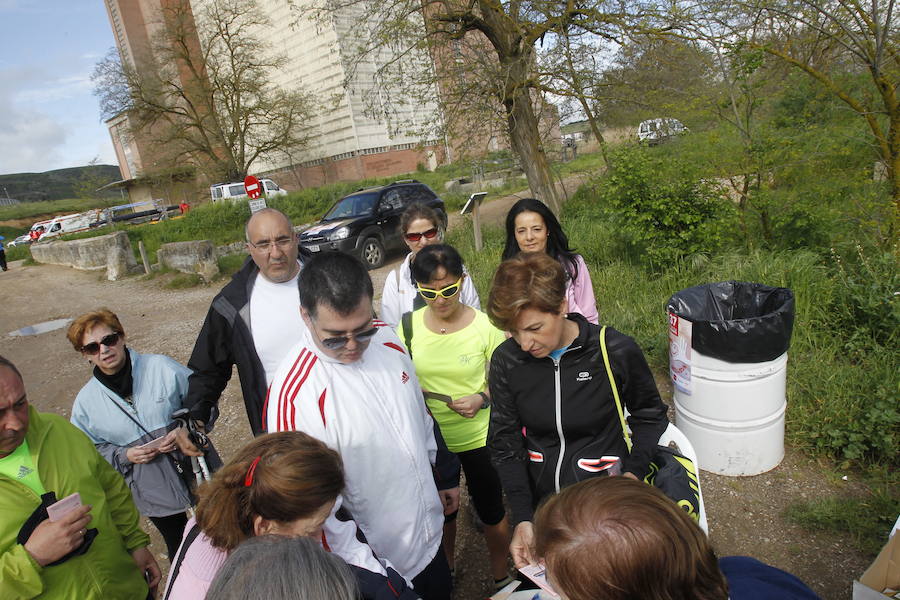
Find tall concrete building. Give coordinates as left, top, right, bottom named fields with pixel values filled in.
left=103, top=0, right=448, bottom=194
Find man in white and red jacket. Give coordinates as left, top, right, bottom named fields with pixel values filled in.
left=266, top=252, right=460, bottom=600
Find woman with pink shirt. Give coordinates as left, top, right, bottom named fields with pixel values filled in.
left=162, top=432, right=418, bottom=600
left=502, top=198, right=599, bottom=324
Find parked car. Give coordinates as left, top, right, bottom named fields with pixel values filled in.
left=637, top=118, right=688, bottom=145
left=8, top=234, right=32, bottom=247
left=299, top=180, right=447, bottom=269
left=210, top=179, right=287, bottom=202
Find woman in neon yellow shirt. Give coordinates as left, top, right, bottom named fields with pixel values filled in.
left=398, top=244, right=512, bottom=591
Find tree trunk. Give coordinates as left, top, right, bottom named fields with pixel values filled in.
left=504, top=82, right=561, bottom=213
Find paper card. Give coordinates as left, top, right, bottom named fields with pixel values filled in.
left=518, top=564, right=560, bottom=599
left=47, top=492, right=82, bottom=522
left=139, top=435, right=168, bottom=450
left=668, top=312, right=692, bottom=395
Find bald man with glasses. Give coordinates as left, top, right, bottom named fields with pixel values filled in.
left=266, top=252, right=460, bottom=600
left=181, top=208, right=310, bottom=437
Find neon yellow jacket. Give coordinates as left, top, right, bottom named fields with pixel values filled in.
left=0, top=406, right=151, bottom=599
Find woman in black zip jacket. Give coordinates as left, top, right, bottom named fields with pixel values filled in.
left=486, top=252, right=668, bottom=568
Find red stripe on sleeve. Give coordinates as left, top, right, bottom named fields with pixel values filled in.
left=276, top=350, right=307, bottom=431
left=286, top=354, right=318, bottom=431
left=383, top=342, right=406, bottom=354
left=317, top=389, right=327, bottom=427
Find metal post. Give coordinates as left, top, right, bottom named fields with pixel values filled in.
left=138, top=241, right=151, bottom=274
left=473, top=202, right=483, bottom=252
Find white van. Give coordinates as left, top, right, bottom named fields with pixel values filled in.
left=35, top=209, right=103, bottom=241
left=210, top=179, right=287, bottom=202
left=637, top=118, right=688, bottom=145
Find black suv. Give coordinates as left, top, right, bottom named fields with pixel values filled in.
left=299, top=180, right=447, bottom=269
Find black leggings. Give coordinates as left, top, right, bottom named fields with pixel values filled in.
left=446, top=445, right=506, bottom=526
left=149, top=512, right=189, bottom=558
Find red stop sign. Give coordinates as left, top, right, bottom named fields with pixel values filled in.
left=244, top=175, right=261, bottom=199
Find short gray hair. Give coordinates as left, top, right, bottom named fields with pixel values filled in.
left=206, top=535, right=359, bottom=600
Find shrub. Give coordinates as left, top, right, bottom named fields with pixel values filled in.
left=590, top=146, right=733, bottom=267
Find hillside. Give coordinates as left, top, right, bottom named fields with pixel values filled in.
left=0, top=165, right=122, bottom=202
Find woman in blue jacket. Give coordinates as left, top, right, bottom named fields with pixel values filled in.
left=67, top=308, right=196, bottom=558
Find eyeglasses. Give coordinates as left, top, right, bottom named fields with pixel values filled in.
left=404, top=228, right=439, bottom=243
left=81, top=332, right=122, bottom=355
left=417, top=278, right=462, bottom=300
left=248, top=236, right=295, bottom=252
left=311, top=320, right=379, bottom=351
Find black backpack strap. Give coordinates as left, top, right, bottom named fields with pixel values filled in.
left=401, top=311, right=413, bottom=360
left=163, top=522, right=201, bottom=600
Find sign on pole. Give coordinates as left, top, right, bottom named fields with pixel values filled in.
left=244, top=175, right=261, bottom=199
left=460, top=192, right=487, bottom=251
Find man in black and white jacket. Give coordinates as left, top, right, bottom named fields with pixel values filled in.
left=182, top=208, right=309, bottom=436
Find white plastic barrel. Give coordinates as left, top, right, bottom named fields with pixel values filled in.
left=674, top=349, right=787, bottom=476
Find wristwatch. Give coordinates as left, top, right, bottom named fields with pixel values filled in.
left=478, top=391, right=490, bottom=409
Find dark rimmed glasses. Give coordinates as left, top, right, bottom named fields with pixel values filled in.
left=311, top=320, right=379, bottom=351
left=404, top=228, right=439, bottom=243
left=417, top=278, right=462, bottom=300
left=80, top=332, right=122, bottom=355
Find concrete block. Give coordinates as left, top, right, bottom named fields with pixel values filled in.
left=158, top=240, right=220, bottom=282
left=30, top=231, right=137, bottom=273
left=106, top=245, right=129, bottom=281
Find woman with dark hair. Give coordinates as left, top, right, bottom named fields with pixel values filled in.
left=381, top=202, right=480, bottom=327
left=486, top=252, right=668, bottom=569
left=398, top=244, right=512, bottom=591
left=502, top=198, right=598, bottom=324
left=533, top=477, right=819, bottom=600
left=163, top=431, right=417, bottom=600
left=67, top=308, right=200, bottom=559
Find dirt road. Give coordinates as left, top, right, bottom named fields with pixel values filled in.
left=0, top=191, right=871, bottom=599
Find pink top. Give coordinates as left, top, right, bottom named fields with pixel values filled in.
left=161, top=517, right=227, bottom=600
left=565, top=254, right=599, bottom=324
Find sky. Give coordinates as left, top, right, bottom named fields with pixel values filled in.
left=0, top=0, right=118, bottom=175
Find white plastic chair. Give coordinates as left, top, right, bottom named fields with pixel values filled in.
left=658, top=422, right=709, bottom=534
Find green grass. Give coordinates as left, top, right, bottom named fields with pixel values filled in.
left=217, top=253, right=248, bottom=278
left=165, top=273, right=205, bottom=289
left=785, top=472, right=900, bottom=556
left=0, top=197, right=120, bottom=222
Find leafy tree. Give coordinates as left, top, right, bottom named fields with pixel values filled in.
left=719, top=0, right=899, bottom=219
left=305, top=0, right=669, bottom=213
left=93, top=0, right=316, bottom=182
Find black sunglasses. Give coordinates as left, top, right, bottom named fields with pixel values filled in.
left=404, top=228, right=439, bottom=242
left=318, top=326, right=379, bottom=350
left=81, top=332, right=122, bottom=355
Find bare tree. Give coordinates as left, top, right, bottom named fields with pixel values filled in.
left=724, top=0, right=899, bottom=214
left=95, top=0, right=316, bottom=182
left=303, top=0, right=669, bottom=213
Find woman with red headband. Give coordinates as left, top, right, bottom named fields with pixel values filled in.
left=163, top=431, right=418, bottom=600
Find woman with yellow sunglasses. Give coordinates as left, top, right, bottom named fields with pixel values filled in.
left=380, top=203, right=480, bottom=328
left=398, top=244, right=513, bottom=593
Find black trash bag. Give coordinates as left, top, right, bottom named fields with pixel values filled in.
left=666, top=281, right=794, bottom=363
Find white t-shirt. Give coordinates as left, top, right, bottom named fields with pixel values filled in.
left=250, top=268, right=306, bottom=384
